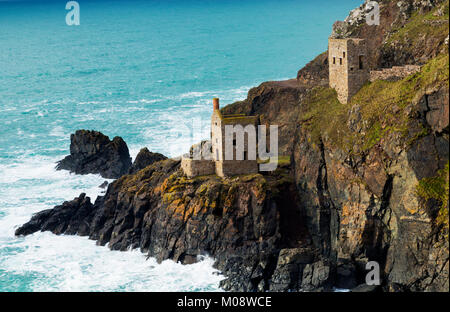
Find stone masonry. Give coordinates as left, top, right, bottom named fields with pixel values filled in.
left=181, top=98, right=259, bottom=178
left=370, top=65, right=421, bottom=82
left=329, top=38, right=370, bottom=104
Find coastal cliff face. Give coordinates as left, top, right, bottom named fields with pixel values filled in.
left=17, top=0, right=449, bottom=291
left=221, top=0, right=450, bottom=291
left=17, top=161, right=319, bottom=291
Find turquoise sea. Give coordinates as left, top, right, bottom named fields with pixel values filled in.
left=0, top=0, right=361, bottom=291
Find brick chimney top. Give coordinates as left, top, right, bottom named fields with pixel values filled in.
left=213, top=98, right=219, bottom=111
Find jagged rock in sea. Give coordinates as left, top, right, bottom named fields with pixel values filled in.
left=99, top=181, right=109, bottom=189
left=15, top=193, right=94, bottom=236
left=56, top=130, right=132, bottom=179
left=128, top=147, right=167, bottom=174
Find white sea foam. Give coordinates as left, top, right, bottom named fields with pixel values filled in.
left=49, top=126, right=67, bottom=138
left=333, top=288, right=351, bottom=292
left=128, top=147, right=142, bottom=160
left=2, top=233, right=223, bottom=292
left=138, top=99, right=162, bottom=104
left=0, top=155, right=224, bottom=291
left=127, top=85, right=252, bottom=108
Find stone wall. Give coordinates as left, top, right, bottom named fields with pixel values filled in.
left=215, top=160, right=258, bottom=177
left=329, top=38, right=349, bottom=103
left=211, top=111, right=222, bottom=161
left=212, top=112, right=258, bottom=161
left=370, top=65, right=421, bottom=82
left=186, top=103, right=260, bottom=178
left=347, top=39, right=369, bottom=102
left=181, top=157, right=258, bottom=178
left=181, top=157, right=215, bottom=178
left=329, top=38, right=369, bottom=103
left=216, top=116, right=258, bottom=176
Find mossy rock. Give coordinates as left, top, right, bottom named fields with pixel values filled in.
left=416, top=162, right=449, bottom=236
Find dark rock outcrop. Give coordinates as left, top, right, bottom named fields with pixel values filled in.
left=269, top=248, right=330, bottom=292
left=297, top=52, right=329, bottom=87
left=99, top=181, right=109, bottom=189
left=221, top=1, right=449, bottom=291
left=129, top=148, right=167, bottom=174
left=15, top=193, right=94, bottom=236
left=16, top=162, right=316, bottom=292
left=56, top=130, right=132, bottom=179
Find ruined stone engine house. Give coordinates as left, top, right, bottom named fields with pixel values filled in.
left=328, top=38, right=369, bottom=104
left=181, top=98, right=259, bottom=178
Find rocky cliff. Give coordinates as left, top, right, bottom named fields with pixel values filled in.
left=17, top=0, right=449, bottom=291
left=128, top=147, right=167, bottom=174
left=227, top=0, right=449, bottom=291
left=17, top=161, right=320, bottom=291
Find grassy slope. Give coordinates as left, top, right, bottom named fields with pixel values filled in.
left=300, top=50, right=449, bottom=155
left=386, top=0, right=449, bottom=49
left=299, top=2, right=449, bottom=233
left=416, top=162, right=449, bottom=235
left=299, top=52, right=449, bottom=233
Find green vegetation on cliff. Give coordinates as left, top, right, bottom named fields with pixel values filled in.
left=300, top=52, right=449, bottom=155
left=386, top=0, right=449, bottom=50
left=351, top=52, right=449, bottom=148
left=416, top=162, right=450, bottom=235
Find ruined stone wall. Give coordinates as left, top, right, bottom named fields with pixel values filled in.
left=211, top=111, right=223, bottom=161
left=217, top=117, right=258, bottom=176
left=210, top=108, right=259, bottom=177
left=370, top=65, right=421, bottom=82
left=182, top=157, right=258, bottom=178
left=220, top=117, right=258, bottom=159
left=329, top=38, right=349, bottom=103
left=329, top=38, right=369, bottom=103
left=347, top=39, right=369, bottom=102
left=181, top=157, right=215, bottom=178
left=215, top=160, right=258, bottom=177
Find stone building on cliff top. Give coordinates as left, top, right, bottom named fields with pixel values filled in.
left=181, top=98, right=259, bottom=178
left=328, top=38, right=370, bottom=104
left=328, top=37, right=421, bottom=103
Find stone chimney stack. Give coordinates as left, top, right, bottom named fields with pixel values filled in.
left=213, top=98, right=220, bottom=111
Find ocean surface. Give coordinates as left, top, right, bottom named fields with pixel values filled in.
left=0, top=0, right=361, bottom=292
